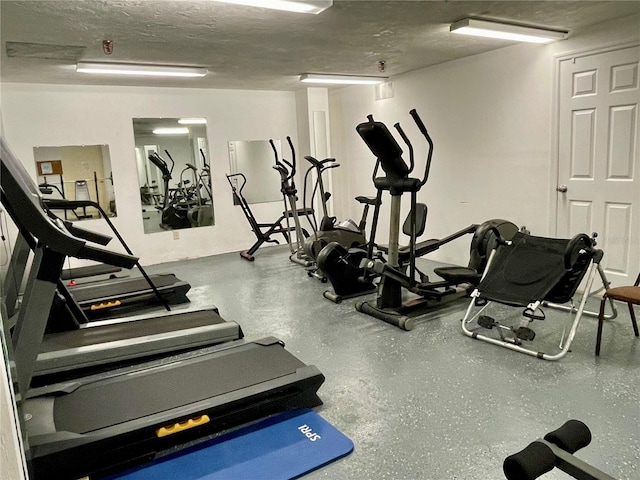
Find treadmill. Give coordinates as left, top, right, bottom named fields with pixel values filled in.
left=1, top=137, right=325, bottom=479
left=43, top=197, right=192, bottom=320
left=2, top=198, right=241, bottom=381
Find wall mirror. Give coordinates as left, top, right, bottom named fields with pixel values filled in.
left=132, top=118, right=213, bottom=234
left=33, top=144, right=116, bottom=220
left=228, top=140, right=282, bottom=205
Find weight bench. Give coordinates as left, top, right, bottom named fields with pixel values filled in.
left=461, top=231, right=606, bottom=360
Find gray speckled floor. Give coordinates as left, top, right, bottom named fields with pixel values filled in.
left=147, top=245, right=639, bottom=480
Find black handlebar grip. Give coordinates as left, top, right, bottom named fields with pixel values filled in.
left=409, top=109, right=429, bottom=137
left=394, top=123, right=411, bottom=148
left=269, top=139, right=278, bottom=158
left=503, top=441, right=556, bottom=480
left=543, top=419, right=592, bottom=454
left=164, top=149, right=175, bottom=164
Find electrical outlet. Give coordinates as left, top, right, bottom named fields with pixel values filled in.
left=173, top=230, right=179, bottom=240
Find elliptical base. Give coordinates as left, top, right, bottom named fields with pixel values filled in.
left=323, top=286, right=377, bottom=304
left=355, top=301, right=414, bottom=330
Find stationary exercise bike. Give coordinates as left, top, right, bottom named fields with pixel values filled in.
left=301, top=155, right=378, bottom=282
left=301, top=156, right=376, bottom=259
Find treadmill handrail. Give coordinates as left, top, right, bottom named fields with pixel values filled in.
left=0, top=138, right=138, bottom=269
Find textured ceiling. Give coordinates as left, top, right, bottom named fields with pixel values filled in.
left=1, top=1, right=639, bottom=91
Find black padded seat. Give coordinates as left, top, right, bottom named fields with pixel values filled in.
left=433, top=265, right=482, bottom=285
left=355, top=195, right=378, bottom=205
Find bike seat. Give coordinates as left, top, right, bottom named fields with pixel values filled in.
left=355, top=196, right=378, bottom=205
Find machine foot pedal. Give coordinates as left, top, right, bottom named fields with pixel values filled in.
left=514, top=327, right=536, bottom=341
left=478, top=315, right=496, bottom=329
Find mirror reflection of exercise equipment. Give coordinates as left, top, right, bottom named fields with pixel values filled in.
left=132, top=118, right=213, bottom=234
left=33, top=144, right=116, bottom=220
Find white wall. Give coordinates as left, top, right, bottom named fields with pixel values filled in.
left=328, top=14, right=640, bottom=267
left=0, top=84, right=300, bottom=266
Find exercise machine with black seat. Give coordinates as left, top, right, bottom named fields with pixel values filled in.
left=300, top=155, right=379, bottom=282
left=353, top=110, right=518, bottom=330
left=301, top=155, right=375, bottom=259
left=1, top=136, right=325, bottom=480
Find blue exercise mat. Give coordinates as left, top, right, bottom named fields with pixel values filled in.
left=109, top=409, right=354, bottom=480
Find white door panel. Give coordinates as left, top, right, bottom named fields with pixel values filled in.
left=557, top=46, right=640, bottom=286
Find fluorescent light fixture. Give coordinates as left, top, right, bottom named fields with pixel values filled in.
left=450, top=18, right=567, bottom=44
left=76, top=62, right=208, bottom=77
left=153, top=127, right=190, bottom=135
left=178, top=118, right=207, bottom=125
left=213, top=0, right=332, bottom=14
left=300, top=73, right=388, bottom=85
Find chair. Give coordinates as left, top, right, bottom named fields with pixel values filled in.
left=595, top=272, right=640, bottom=356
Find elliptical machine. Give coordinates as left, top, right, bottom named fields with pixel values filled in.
left=148, top=151, right=191, bottom=230
left=270, top=137, right=314, bottom=267
left=353, top=109, right=517, bottom=330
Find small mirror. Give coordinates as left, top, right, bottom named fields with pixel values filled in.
left=132, top=118, right=214, bottom=233
left=33, top=144, right=116, bottom=220
left=228, top=140, right=282, bottom=205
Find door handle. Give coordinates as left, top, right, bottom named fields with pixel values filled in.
left=556, top=185, right=568, bottom=193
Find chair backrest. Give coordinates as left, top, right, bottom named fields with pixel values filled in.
left=478, top=232, right=597, bottom=307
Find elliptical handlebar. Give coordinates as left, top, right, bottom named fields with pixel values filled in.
left=408, top=109, right=433, bottom=187
left=393, top=122, right=414, bottom=175
left=199, top=148, right=209, bottom=169
left=270, top=136, right=297, bottom=183
left=163, top=150, right=176, bottom=173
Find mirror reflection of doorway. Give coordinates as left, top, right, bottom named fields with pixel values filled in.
left=33, top=144, right=116, bottom=220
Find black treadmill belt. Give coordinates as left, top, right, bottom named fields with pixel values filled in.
left=41, top=310, right=227, bottom=352
left=69, top=273, right=184, bottom=302
left=54, top=343, right=304, bottom=433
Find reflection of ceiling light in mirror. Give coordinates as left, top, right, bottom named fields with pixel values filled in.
left=300, top=73, right=388, bottom=85
left=76, top=62, right=208, bottom=77
left=153, top=127, right=190, bottom=135
left=212, top=0, right=332, bottom=14
left=450, top=18, right=568, bottom=44
left=178, top=118, right=207, bottom=125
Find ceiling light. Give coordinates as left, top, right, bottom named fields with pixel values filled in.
left=153, top=127, right=190, bottom=135
left=76, top=62, right=208, bottom=77
left=300, top=73, right=388, bottom=85
left=178, top=118, right=207, bottom=125
left=450, top=18, right=568, bottom=44
left=213, top=0, right=332, bottom=14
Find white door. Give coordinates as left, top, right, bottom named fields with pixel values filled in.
left=556, top=45, right=640, bottom=286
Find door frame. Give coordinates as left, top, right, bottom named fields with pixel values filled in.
left=549, top=41, right=640, bottom=236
